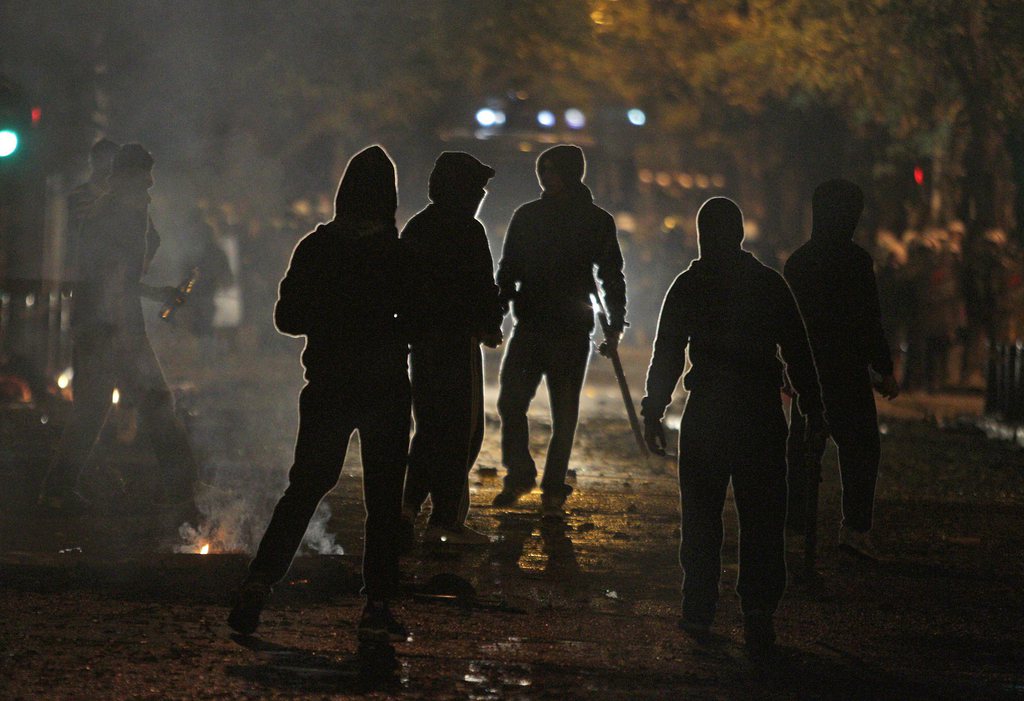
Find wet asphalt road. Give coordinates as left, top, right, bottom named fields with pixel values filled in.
left=2, top=345, right=1023, bottom=699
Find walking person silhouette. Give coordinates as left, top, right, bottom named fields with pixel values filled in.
left=642, top=197, right=824, bottom=658
left=784, top=179, right=899, bottom=561
left=228, top=145, right=412, bottom=644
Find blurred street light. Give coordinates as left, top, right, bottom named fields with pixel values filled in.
left=627, top=108, right=646, bottom=126
left=564, top=108, right=586, bottom=129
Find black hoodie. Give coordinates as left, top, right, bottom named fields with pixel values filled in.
left=400, top=152, right=503, bottom=341
left=783, top=179, right=893, bottom=376
left=496, top=145, right=626, bottom=334
left=642, top=198, right=823, bottom=422
left=274, top=145, right=406, bottom=379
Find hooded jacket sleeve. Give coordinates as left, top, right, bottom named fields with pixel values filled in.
left=595, top=213, right=627, bottom=331
left=274, top=231, right=322, bottom=337
left=642, top=275, right=691, bottom=422
left=468, top=221, right=504, bottom=336
left=776, top=277, right=824, bottom=419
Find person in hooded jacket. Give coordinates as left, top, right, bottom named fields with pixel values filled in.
left=493, top=145, right=626, bottom=517
left=783, top=179, right=899, bottom=561
left=642, top=197, right=824, bottom=657
left=401, top=152, right=504, bottom=546
left=39, top=144, right=197, bottom=514
left=228, top=146, right=411, bottom=644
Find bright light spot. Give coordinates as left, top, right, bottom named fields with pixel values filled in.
left=627, top=108, right=646, bottom=126
left=31, top=107, right=42, bottom=124
left=678, top=173, right=694, bottom=188
left=199, top=544, right=210, bottom=555
left=695, top=174, right=710, bottom=189
left=57, top=368, right=73, bottom=389
left=518, top=141, right=534, bottom=153
left=637, top=169, right=654, bottom=184
left=537, top=110, right=556, bottom=128
left=493, top=110, right=506, bottom=125
left=0, top=130, right=18, bottom=158
left=711, top=174, right=726, bottom=188
left=913, top=165, right=925, bottom=186
left=40, top=415, right=49, bottom=425
left=111, top=388, right=120, bottom=404
left=614, top=211, right=637, bottom=233
left=475, top=108, right=498, bottom=127
left=24, top=293, right=35, bottom=308
left=655, top=172, right=673, bottom=187
left=663, top=216, right=679, bottom=230
left=564, top=109, right=586, bottom=129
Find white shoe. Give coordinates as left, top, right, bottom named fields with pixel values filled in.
left=838, top=526, right=882, bottom=561
left=424, top=524, right=491, bottom=546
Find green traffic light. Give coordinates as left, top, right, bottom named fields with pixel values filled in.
left=0, top=129, right=19, bottom=158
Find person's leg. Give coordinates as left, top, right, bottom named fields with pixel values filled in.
left=539, top=333, right=591, bottom=498
left=408, top=338, right=475, bottom=529
left=496, top=328, right=544, bottom=493
left=732, top=405, right=789, bottom=618
left=40, top=332, right=116, bottom=503
left=127, top=334, right=198, bottom=503
left=677, top=393, right=731, bottom=627
left=784, top=401, right=808, bottom=535
left=826, top=374, right=881, bottom=534
left=358, top=375, right=411, bottom=602
left=247, top=383, right=354, bottom=584
left=458, top=342, right=486, bottom=525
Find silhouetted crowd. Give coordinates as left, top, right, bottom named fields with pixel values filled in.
left=48, top=138, right=945, bottom=663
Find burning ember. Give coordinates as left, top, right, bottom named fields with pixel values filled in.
left=199, top=543, right=210, bottom=555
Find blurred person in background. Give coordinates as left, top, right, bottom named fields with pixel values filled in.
left=40, top=144, right=198, bottom=516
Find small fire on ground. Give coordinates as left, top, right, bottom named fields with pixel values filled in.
left=199, top=543, right=210, bottom=555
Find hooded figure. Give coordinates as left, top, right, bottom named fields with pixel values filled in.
left=783, top=179, right=898, bottom=559
left=641, top=197, right=823, bottom=657
left=493, top=144, right=626, bottom=516
left=40, top=143, right=198, bottom=517
left=400, top=151, right=502, bottom=545
left=230, top=145, right=412, bottom=644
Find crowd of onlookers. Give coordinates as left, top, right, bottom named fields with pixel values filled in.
left=871, top=224, right=1024, bottom=392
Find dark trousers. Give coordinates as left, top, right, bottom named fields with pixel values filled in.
left=44, top=329, right=197, bottom=499
left=248, top=376, right=410, bottom=600
left=786, top=367, right=880, bottom=534
left=678, top=388, right=788, bottom=623
left=404, top=336, right=484, bottom=528
left=497, top=326, right=591, bottom=494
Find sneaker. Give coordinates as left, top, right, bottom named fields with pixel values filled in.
left=358, top=601, right=409, bottom=643
left=227, top=579, right=272, bottom=635
left=838, top=526, right=881, bottom=561
left=423, top=523, right=492, bottom=546
left=540, top=484, right=573, bottom=520
left=743, top=610, right=776, bottom=658
left=491, top=480, right=536, bottom=507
